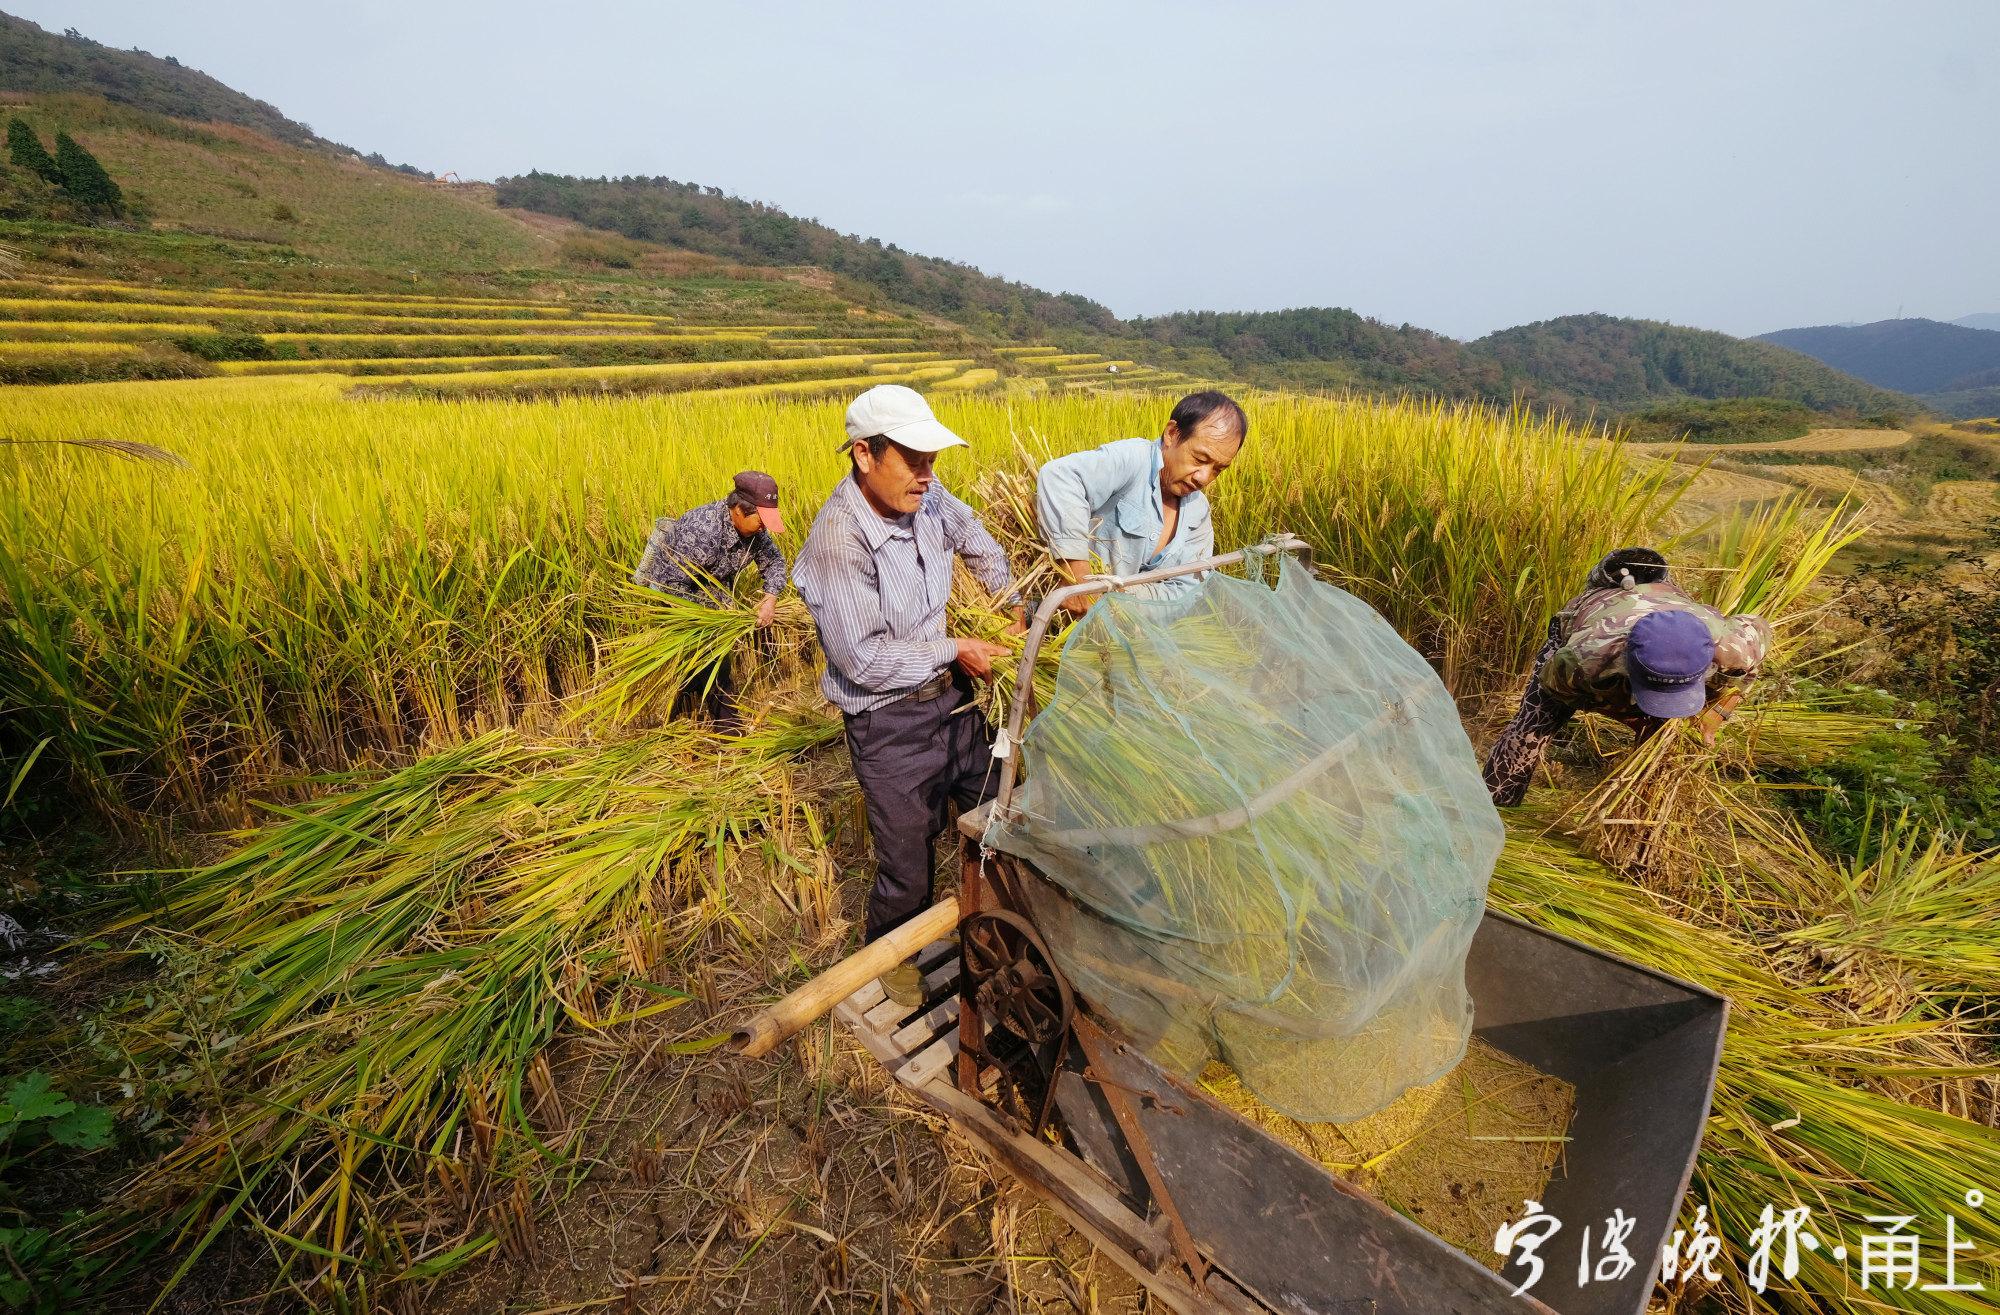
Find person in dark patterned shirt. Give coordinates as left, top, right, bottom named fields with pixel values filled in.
left=1482, top=547, right=1771, bottom=806
left=634, top=471, right=791, bottom=719
left=635, top=471, right=790, bottom=620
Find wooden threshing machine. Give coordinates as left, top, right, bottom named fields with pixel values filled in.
left=738, top=539, right=1726, bottom=1315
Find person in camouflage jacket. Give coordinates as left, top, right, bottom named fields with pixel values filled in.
left=1482, top=547, right=1772, bottom=806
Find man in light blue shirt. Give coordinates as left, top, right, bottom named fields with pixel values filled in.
left=795, top=384, right=1018, bottom=1006
left=1034, top=390, right=1248, bottom=607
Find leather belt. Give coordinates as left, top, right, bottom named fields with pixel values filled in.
left=896, top=668, right=955, bottom=705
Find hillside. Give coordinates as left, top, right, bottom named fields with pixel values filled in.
left=0, top=21, right=1908, bottom=422
left=1757, top=317, right=2000, bottom=394
left=0, top=12, right=409, bottom=164
left=1123, top=306, right=1502, bottom=396
left=1127, top=307, right=1907, bottom=417
left=0, top=95, right=554, bottom=277
left=495, top=172, right=1123, bottom=338
left=1472, top=314, right=1908, bottom=414
left=1953, top=312, right=2000, bottom=333
left=498, top=176, right=1904, bottom=417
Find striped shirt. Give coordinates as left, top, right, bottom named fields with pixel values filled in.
left=794, top=474, right=1015, bottom=714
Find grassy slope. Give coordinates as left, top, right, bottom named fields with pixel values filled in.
left=0, top=100, right=909, bottom=336
left=0, top=11, right=328, bottom=151
left=4, top=96, right=549, bottom=273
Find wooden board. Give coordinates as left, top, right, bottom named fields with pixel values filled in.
left=832, top=942, right=1262, bottom=1315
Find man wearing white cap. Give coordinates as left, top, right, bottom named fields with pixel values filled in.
left=794, top=384, right=1017, bottom=1007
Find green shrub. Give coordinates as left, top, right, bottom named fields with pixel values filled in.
left=51, top=131, right=121, bottom=216
left=1623, top=396, right=1818, bottom=444
left=172, top=329, right=272, bottom=361
left=4, top=120, right=60, bottom=186
left=0, top=1071, right=114, bottom=1313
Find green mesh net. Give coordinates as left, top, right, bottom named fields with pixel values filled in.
left=985, top=556, right=1504, bottom=1122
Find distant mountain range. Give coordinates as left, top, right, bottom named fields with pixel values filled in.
left=1756, top=318, right=2000, bottom=418
left=505, top=175, right=1908, bottom=417
left=1, top=10, right=1917, bottom=422
left=1953, top=312, right=2000, bottom=333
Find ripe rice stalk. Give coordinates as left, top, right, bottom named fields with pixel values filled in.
left=571, top=585, right=817, bottom=730
left=1776, top=816, right=2000, bottom=1019
left=99, top=718, right=833, bottom=1297
left=0, top=435, right=189, bottom=466
left=1492, top=832, right=2000, bottom=1313
left=1, top=386, right=1681, bottom=818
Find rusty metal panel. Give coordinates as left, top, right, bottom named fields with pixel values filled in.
left=1051, top=911, right=1725, bottom=1315
left=1067, top=1032, right=1556, bottom=1315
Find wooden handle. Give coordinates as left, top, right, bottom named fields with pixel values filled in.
left=730, top=896, right=960, bottom=1058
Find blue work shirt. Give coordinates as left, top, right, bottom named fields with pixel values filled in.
left=1034, top=437, right=1213, bottom=598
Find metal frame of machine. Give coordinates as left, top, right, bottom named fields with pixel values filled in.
left=833, top=539, right=1727, bottom=1315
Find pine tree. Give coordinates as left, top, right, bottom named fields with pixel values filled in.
left=6, top=119, right=61, bottom=185
left=52, top=130, right=122, bottom=215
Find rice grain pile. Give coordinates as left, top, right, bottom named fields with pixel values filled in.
left=1199, top=1037, right=1576, bottom=1264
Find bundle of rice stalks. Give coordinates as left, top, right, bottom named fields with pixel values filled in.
left=99, top=717, right=835, bottom=1303
left=570, top=584, right=818, bottom=730
left=1775, top=818, right=2000, bottom=1041
left=1560, top=499, right=1872, bottom=884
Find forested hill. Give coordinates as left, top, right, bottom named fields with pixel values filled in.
left=495, top=172, right=1122, bottom=338
left=0, top=13, right=421, bottom=172
left=1756, top=318, right=2000, bottom=395
left=1474, top=315, right=1908, bottom=413
left=1124, top=309, right=1907, bottom=415
left=1126, top=307, right=1502, bottom=397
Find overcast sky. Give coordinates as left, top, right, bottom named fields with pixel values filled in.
left=18, top=2, right=1997, bottom=338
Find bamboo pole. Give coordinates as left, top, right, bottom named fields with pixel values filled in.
left=730, top=896, right=960, bottom=1058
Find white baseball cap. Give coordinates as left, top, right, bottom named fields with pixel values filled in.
left=841, top=384, right=968, bottom=453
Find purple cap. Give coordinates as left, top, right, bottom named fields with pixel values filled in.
left=1625, top=610, right=1716, bottom=719
left=731, top=471, right=785, bottom=536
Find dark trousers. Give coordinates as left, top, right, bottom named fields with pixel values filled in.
left=844, top=675, right=997, bottom=941
left=672, top=655, right=738, bottom=725
left=1482, top=635, right=1573, bottom=806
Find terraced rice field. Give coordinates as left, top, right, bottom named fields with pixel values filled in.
left=0, top=339, right=144, bottom=357
left=217, top=354, right=567, bottom=376
left=1767, top=462, right=1910, bottom=518
left=1631, top=427, right=1914, bottom=456
left=1923, top=479, right=2000, bottom=528
left=3, top=319, right=215, bottom=340
left=0, top=276, right=1181, bottom=397
left=1632, top=453, right=1797, bottom=523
